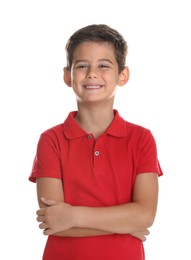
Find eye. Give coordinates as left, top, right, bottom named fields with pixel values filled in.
left=99, top=64, right=110, bottom=69
left=76, top=64, right=89, bottom=69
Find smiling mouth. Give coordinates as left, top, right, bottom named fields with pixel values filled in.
left=84, top=85, right=103, bottom=89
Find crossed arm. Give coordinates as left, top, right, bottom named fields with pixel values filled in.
left=36, top=173, right=159, bottom=241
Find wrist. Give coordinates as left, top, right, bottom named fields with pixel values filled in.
left=72, top=206, right=88, bottom=229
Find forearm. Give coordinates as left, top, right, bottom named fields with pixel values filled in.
left=54, top=215, right=149, bottom=242
left=54, top=228, right=112, bottom=237
left=37, top=174, right=158, bottom=238
left=38, top=199, right=152, bottom=241
left=71, top=173, right=158, bottom=234
left=53, top=202, right=152, bottom=241
left=73, top=202, right=154, bottom=234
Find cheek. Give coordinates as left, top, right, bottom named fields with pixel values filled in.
left=107, top=75, right=120, bottom=85
left=115, top=75, right=121, bottom=85
left=72, top=71, right=84, bottom=82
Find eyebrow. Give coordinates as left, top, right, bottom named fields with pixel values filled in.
left=74, top=59, right=114, bottom=65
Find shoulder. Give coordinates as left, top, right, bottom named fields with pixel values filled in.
left=118, top=114, right=156, bottom=145
left=121, top=115, right=152, bottom=138
left=41, top=123, right=64, bottom=137
left=125, top=120, right=149, bottom=132
left=125, top=121, right=152, bottom=137
left=126, top=122, right=156, bottom=149
left=35, top=123, right=65, bottom=153
left=40, top=112, right=74, bottom=139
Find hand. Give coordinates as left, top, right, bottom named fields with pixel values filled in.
left=36, top=197, right=74, bottom=235
left=129, top=229, right=150, bottom=242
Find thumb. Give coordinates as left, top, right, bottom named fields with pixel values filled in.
left=41, top=197, right=58, bottom=206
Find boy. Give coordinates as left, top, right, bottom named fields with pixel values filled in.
left=29, top=24, right=163, bottom=260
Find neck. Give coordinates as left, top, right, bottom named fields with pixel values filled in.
left=75, top=103, right=115, bottom=138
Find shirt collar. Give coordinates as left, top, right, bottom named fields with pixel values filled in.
left=63, top=110, right=126, bottom=139
left=107, top=110, right=126, bottom=137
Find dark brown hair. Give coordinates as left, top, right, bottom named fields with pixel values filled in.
left=65, top=24, right=128, bottom=73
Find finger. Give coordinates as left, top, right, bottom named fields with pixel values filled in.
left=145, top=229, right=150, bottom=236
left=43, top=227, right=55, bottom=236
left=36, top=215, right=45, bottom=222
left=43, top=228, right=51, bottom=236
left=39, top=222, right=48, bottom=230
left=36, top=208, right=45, bottom=216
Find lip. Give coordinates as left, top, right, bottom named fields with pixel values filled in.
left=83, top=83, right=104, bottom=89
left=84, top=85, right=103, bottom=89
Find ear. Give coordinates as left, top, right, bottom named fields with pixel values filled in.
left=63, top=67, right=72, bottom=87
left=118, top=66, right=130, bottom=87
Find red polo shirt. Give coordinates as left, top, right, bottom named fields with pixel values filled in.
left=29, top=110, right=163, bottom=260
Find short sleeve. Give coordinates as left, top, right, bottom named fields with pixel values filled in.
left=136, top=130, right=163, bottom=176
left=28, top=132, right=62, bottom=183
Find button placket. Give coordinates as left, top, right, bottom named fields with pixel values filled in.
left=94, top=150, right=100, bottom=156
left=92, top=138, right=104, bottom=175
left=87, top=134, right=93, bottom=140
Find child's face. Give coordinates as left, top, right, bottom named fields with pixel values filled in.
left=65, top=41, right=128, bottom=104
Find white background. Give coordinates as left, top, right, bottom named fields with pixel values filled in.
left=1, top=0, right=190, bottom=259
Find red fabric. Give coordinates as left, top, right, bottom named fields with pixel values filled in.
left=29, top=110, right=163, bottom=260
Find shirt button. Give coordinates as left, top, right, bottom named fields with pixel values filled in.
left=87, top=134, right=92, bottom=139
left=94, top=150, right=100, bottom=156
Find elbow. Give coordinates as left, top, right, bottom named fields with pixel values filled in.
left=144, top=218, right=154, bottom=229
left=141, top=211, right=156, bottom=229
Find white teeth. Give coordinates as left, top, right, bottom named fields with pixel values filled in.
left=85, top=86, right=101, bottom=89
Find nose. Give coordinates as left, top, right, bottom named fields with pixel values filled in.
left=86, top=67, right=97, bottom=79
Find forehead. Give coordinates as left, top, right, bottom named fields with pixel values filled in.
left=73, top=41, right=116, bottom=61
